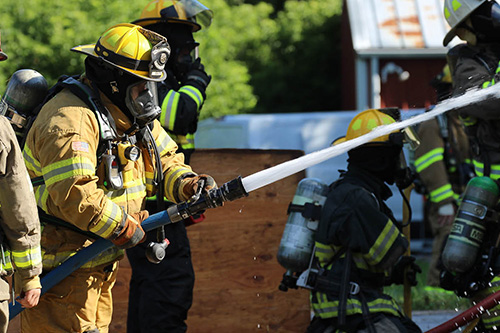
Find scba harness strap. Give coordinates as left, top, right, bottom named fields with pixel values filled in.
left=26, top=75, right=118, bottom=186
left=23, top=75, right=165, bottom=239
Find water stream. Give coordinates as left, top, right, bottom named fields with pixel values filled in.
left=241, top=85, right=500, bottom=193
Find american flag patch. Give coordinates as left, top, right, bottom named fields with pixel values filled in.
left=72, top=141, right=90, bottom=153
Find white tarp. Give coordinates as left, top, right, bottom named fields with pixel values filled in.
left=196, top=110, right=425, bottom=223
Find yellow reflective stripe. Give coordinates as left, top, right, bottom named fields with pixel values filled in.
left=414, top=147, right=444, bottom=173
left=88, top=200, right=122, bottom=238
left=0, top=247, right=13, bottom=274
left=35, top=184, right=49, bottom=212
left=365, top=221, right=399, bottom=266
left=183, top=133, right=195, bottom=149
left=42, top=156, right=95, bottom=187
left=472, top=160, right=500, bottom=180
left=311, top=292, right=401, bottom=318
left=104, top=184, right=147, bottom=206
left=160, top=90, right=180, bottom=131
left=164, top=166, right=194, bottom=201
left=41, top=247, right=123, bottom=270
left=314, top=242, right=335, bottom=263
left=179, top=85, right=204, bottom=109
left=23, top=146, right=42, bottom=176
left=156, top=129, right=176, bottom=156
left=169, top=133, right=195, bottom=150
left=483, top=80, right=494, bottom=88
left=459, top=115, right=477, bottom=126
left=11, top=245, right=42, bottom=269
left=429, top=183, right=454, bottom=203
left=352, top=253, right=372, bottom=271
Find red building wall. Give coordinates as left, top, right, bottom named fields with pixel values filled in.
left=380, top=58, right=447, bottom=110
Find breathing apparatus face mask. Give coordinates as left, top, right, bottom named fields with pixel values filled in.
left=124, top=80, right=161, bottom=129
left=389, top=128, right=420, bottom=189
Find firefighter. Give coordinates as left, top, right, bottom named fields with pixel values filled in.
left=442, top=0, right=500, bottom=330
left=413, top=65, right=473, bottom=287
left=126, top=1, right=213, bottom=332
left=307, top=109, right=422, bottom=333
left=0, top=33, right=43, bottom=332
left=20, top=23, right=216, bottom=333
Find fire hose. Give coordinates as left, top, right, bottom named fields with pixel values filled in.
left=425, top=288, right=500, bottom=333
left=9, top=176, right=248, bottom=319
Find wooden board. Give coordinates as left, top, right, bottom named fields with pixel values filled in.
left=9, top=148, right=311, bottom=332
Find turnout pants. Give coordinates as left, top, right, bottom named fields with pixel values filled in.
left=126, top=220, right=195, bottom=333
left=21, top=262, right=118, bottom=333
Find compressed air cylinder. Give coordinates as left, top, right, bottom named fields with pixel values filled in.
left=277, top=178, right=329, bottom=274
left=442, top=177, right=500, bottom=274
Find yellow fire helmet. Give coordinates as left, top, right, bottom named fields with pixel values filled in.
left=333, top=109, right=397, bottom=145
left=71, top=23, right=170, bottom=82
left=132, top=0, right=213, bottom=32
left=332, top=109, right=420, bottom=150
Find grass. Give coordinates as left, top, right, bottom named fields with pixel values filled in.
left=384, top=259, right=470, bottom=311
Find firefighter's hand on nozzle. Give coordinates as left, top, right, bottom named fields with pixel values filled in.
left=111, top=210, right=148, bottom=249
left=180, top=174, right=217, bottom=201
left=389, top=255, right=422, bottom=286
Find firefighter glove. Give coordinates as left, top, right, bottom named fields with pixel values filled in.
left=185, top=58, right=211, bottom=91
left=179, top=174, right=217, bottom=201
left=389, top=255, right=421, bottom=286
left=112, top=210, right=148, bottom=249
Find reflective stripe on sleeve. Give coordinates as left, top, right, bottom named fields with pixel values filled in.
left=42, top=156, right=95, bottom=187
left=414, top=147, right=444, bottom=173
left=11, top=245, right=42, bottom=269
left=88, top=200, right=123, bottom=239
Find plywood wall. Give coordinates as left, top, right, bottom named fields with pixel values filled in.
left=9, top=148, right=312, bottom=332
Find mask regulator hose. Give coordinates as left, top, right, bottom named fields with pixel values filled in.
left=168, top=176, right=248, bottom=223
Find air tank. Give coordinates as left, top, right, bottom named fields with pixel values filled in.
left=442, top=176, right=500, bottom=274
left=277, top=178, right=329, bottom=277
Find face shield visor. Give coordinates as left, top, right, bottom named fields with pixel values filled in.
left=125, top=80, right=161, bottom=129
left=160, top=0, right=214, bottom=30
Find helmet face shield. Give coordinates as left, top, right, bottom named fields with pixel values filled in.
left=387, top=127, right=420, bottom=151
left=402, top=127, right=420, bottom=151
left=125, top=80, right=161, bottom=128
left=160, top=0, right=213, bottom=30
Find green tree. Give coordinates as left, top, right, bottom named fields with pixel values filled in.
left=242, top=0, right=343, bottom=113
left=0, top=0, right=344, bottom=119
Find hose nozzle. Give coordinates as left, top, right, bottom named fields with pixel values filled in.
left=167, top=176, right=248, bottom=222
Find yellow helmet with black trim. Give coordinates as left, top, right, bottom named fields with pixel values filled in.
left=71, top=23, right=170, bottom=82
left=133, top=0, right=213, bottom=32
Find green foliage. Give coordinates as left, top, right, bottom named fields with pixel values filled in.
left=385, top=259, right=470, bottom=311
left=0, top=0, right=144, bottom=86
left=0, top=0, right=344, bottom=119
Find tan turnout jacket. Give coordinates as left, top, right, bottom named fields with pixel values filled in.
left=23, top=79, right=195, bottom=271
left=0, top=116, right=42, bottom=299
